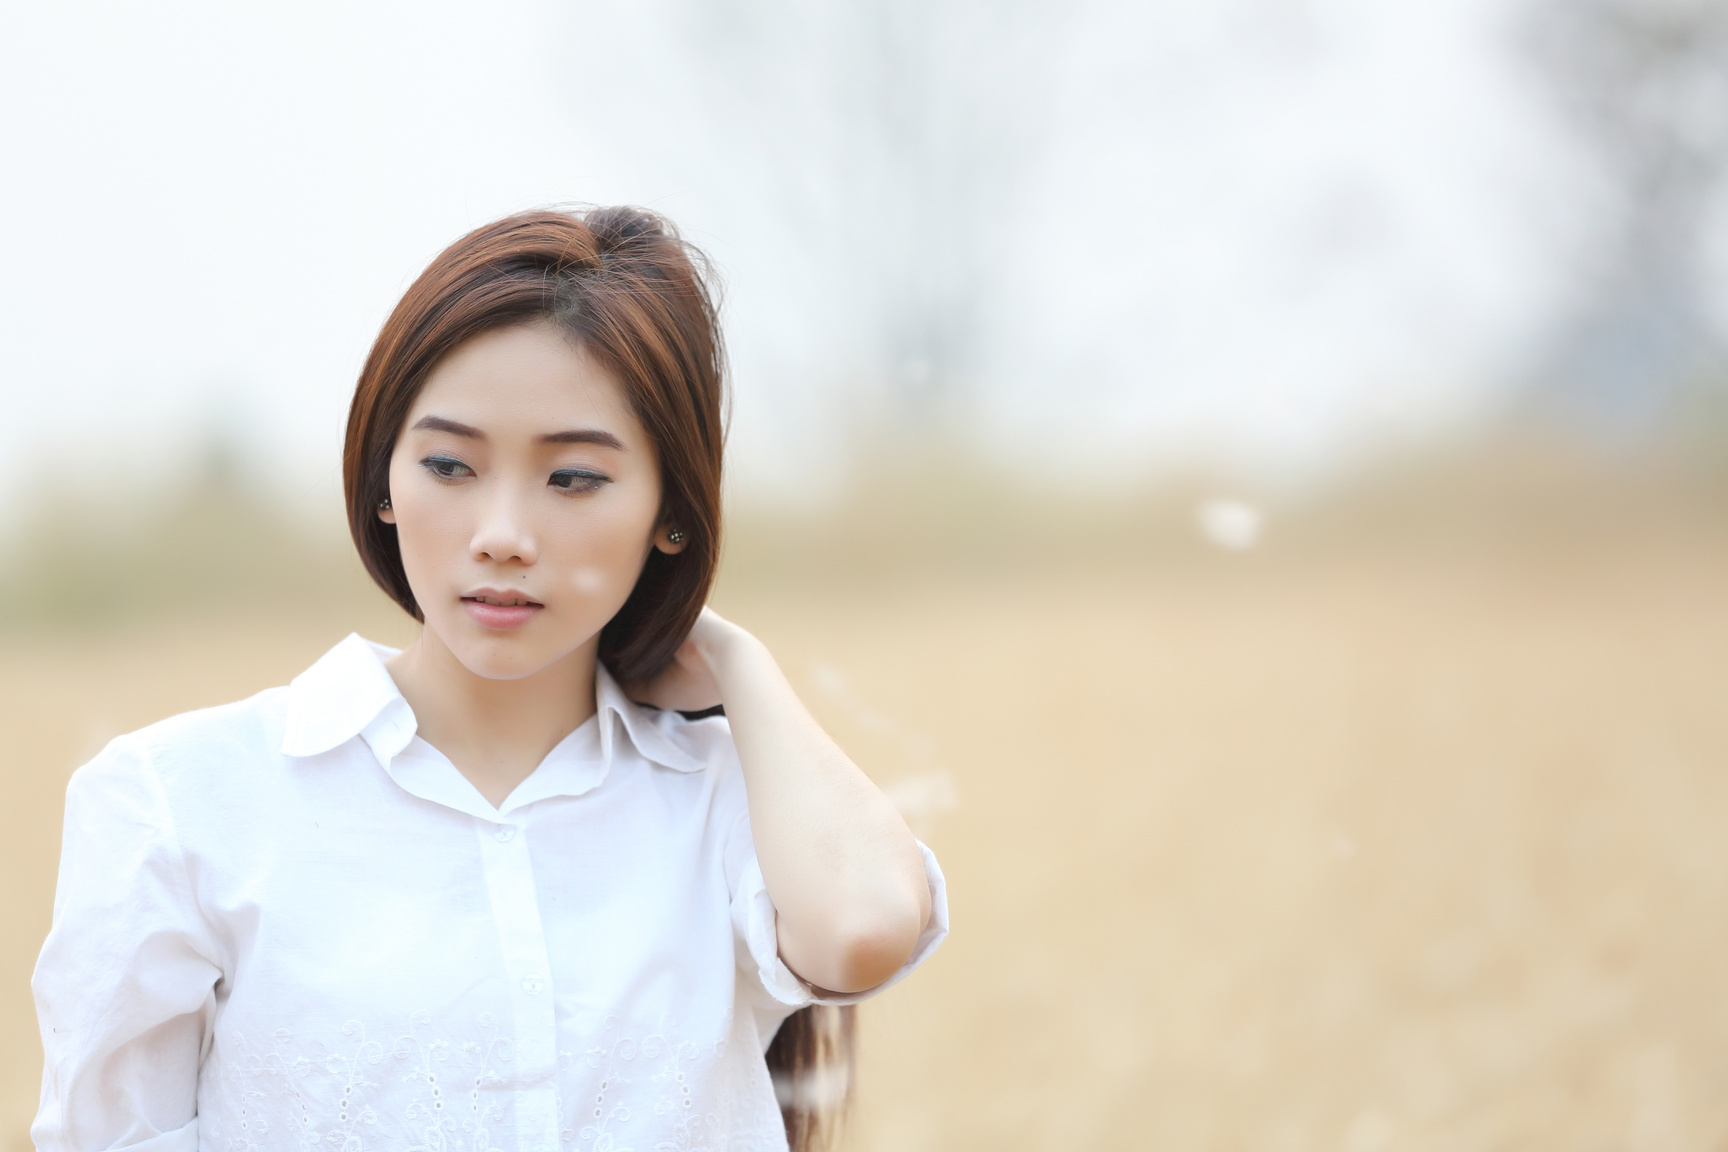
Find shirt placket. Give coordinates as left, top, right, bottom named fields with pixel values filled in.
left=478, top=816, right=561, bottom=1150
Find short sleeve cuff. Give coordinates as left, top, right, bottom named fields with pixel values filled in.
left=34, top=1118, right=201, bottom=1152
left=132, top=1120, right=201, bottom=1152
left=734, top=840, right=949, bottom=1008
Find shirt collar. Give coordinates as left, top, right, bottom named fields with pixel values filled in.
left=281, top=634, right=409, bottom=762
left=282, top=633, right=708, bottom=778
left=595, top=662, right=709, bottom=775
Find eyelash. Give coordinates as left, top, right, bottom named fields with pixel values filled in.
left=421, top=455, right=473, bottom=481
left=418, top=456, right=610, bottom=495
left=549, top=469, right=609, bottom=494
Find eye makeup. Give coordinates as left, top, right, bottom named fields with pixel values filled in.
left=420, top=455, right=475, bottom=481
left=549, top=469, right=609, bottom=494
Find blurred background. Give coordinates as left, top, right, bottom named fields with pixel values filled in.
left=4, top=0, right=1728, bottom=1148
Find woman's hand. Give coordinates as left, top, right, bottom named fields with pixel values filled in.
left=623, top=606, right=743, bottom=713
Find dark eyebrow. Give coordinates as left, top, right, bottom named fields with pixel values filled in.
left=410, top=415, right=483, bottom=438
left=541, top=429, right=625, bottom=450
left=410, top=417, right=623, bottom=451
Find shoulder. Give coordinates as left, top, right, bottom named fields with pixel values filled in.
left=79, top=686, right=290, bottom=797
left=59, top=687, right=287, bottom=855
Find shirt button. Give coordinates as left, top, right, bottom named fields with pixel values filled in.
left=494, top=826, right=517, bottom=842
left=521, top=976, right=545, bottom=995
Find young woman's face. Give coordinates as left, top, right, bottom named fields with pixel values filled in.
left=380, top=319, right=682, bottom=680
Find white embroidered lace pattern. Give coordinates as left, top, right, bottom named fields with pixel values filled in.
left=203, top=1012, right=758, bottom=1152
left=568, top=1018, right=726, bottom=1152
left=210, top=1010, right=514, bottom=1151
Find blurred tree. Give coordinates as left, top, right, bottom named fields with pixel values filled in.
left=587, top=0, right=1072, bottom=432
left=1523, top=0, right=1728, bottom=435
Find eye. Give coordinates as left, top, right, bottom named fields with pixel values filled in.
left=549, top=469, right=609, bottom=494
left=420, top=455, right=475, bottom=481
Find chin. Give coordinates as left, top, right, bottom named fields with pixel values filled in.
left=446, top=623, right=593, bottom=682
left=459, top=652, right=545, bottom=681
left=434, top=628, right=540, bottom=679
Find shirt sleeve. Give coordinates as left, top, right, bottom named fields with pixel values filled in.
left=32, top=735, right=223, bottom=1152
left=723, top=808, right=949, bottom=1009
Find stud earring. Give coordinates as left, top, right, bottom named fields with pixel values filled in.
left=667, top=528, right=686, bottom=544
left=379, top=497, right=392, bottom=511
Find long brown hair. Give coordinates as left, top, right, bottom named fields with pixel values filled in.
left=342, top=204, right=856, bottom=1148
left=767, top=1003, right=858, bottom=1151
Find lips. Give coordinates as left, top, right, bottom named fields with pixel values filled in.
left=467, top=593, right=541, bottom=608
left=461, top=590, right=544, bottom=631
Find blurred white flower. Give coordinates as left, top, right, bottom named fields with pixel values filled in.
left=1195, top=498, right=1263, bottom=550
left=811, top=662, right=896, bottom=734
left=883, top=770, right=961, bottom=837
left=812, top=662, right=955, bottom=834
left=772, top=1061, right=851, bottom=1111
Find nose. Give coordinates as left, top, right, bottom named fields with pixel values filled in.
left=469, top=481, right=540, bottom=567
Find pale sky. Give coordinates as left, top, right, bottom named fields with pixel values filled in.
left=0, top=0, right=1603, bottom=523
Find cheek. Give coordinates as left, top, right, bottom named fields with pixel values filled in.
left=560, top=497, right=659, bottom=603
left=565, top=533, right=646, bottom=598
left=386, top=469, right=470, bottom=588
left=569, top=566, right=608, bottom=596
left=393, top=495, right=463, bottom=564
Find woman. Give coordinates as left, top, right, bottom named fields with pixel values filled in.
left=33, top=206, right=947, bottom=1152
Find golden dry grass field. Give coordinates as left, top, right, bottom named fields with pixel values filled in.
left=3, top=449, right=1726, bottom=1150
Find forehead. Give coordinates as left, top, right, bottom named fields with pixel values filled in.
left=409, top=320, right=639, bottom=433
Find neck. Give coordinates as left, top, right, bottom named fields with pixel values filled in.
left=384, top=628, right=599, bottom=808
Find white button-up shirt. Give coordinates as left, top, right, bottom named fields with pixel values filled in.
left=32, top=634, right=948, bottom=1152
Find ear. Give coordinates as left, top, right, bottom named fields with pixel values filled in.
left=377, top=496, right=396, bottom=525
left=653, top=523, right=687, bottom=555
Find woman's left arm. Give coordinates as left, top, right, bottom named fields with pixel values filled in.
left=642, top=608, right=933, bottom=994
